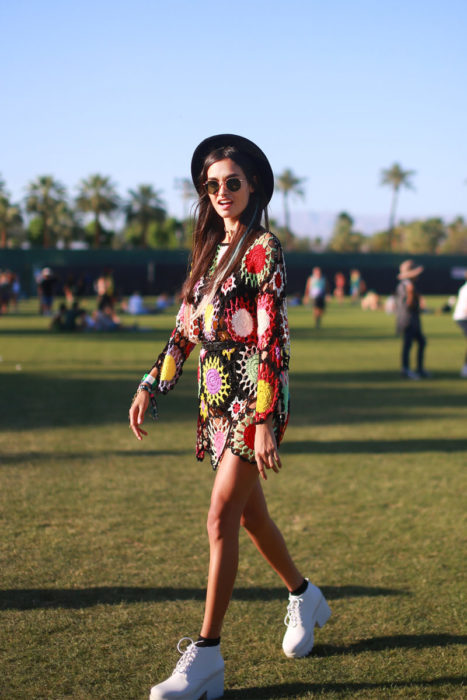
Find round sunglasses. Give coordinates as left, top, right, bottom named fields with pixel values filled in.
left=204, top=177, right=246, bottom=195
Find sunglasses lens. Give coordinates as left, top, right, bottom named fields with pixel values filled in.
left=205, top=181, right=219, bottom=195
left=226, top=178, right=241, bottom=192
left=204, top=178, right=243, bottom=194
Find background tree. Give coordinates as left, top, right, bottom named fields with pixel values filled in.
left=0, top=177, right=23, bottom=248
left=275, top=169, right=306, bottom=248
left=398, top=217, right=445, bottom=253
left=83, top=221, right=115, bottom=248
left=380, top=163, right=416, bottom=247
left=25, top=175, right=67, bottom=248
left=440, top=217, right=467, bottom=254
left=124, top=184, right=165, bottom=248
left=53, top=202, right=83, bottom=248
left=75, top=174, right=119, bottom=249
left=174, top=178, right=197, bottom=247
left=148, top=217, right=180, bottom=248
left=328, top=212, right=365, bottom=252
left=367, top=229, right=393, bottom=252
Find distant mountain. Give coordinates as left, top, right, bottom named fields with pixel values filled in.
left=270, top=210, right=387, bottom=240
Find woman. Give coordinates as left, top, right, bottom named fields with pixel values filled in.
left=304, top=266, right=327, bottom=328
left=129, top=134, right=331, bottom=700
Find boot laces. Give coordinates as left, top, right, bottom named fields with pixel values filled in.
left=284, top=595, right=303, bottom=628
left=173, top=637, right=198, bottom=675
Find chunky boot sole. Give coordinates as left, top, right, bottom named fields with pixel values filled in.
left=149, top=669, right=224, bottom=700
left=204, top=668, right=224, bottom=700
left=283, top=593, right=331, bottom=658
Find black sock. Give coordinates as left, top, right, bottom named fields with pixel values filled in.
left=197, top=635, right=221, bottom=647
left=291, top=579, right=308, bottom=596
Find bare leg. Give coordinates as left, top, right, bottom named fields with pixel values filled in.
left=241, top=479, right=303, bottom=592
left=313, top=307, right=323, bottom=328
left=200, top=450, right=259, bottom=638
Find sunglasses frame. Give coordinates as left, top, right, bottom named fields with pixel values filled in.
left=203, top=177, right=246, bottom=195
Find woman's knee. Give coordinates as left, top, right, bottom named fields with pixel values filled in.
left=207, top=500, right=241, bottom=542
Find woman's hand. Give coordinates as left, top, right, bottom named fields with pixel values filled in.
left=254, top=416, right=282, bottom=481
left=129, top=390, right=149, bottom=441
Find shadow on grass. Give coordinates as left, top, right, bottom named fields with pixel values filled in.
left=313, top=633, right=467, bottom=656
left=0, top=328, right=170, bottom=338
left=0, top=449, right=191, bottom=465
left=291, top=369, right=464, bottom=383
left=1, top=367, right=466, bottom=432
left=282, top=438, right=467, bottom=455
left=0, top=584, right=408, bottom=610
left=0, top=372, right=199, bottom=429
left=2, top=438, right=465, bottom=466
left=224, top=676, right=466, bottom=698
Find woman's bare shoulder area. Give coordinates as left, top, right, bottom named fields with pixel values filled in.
left=255, top=229, right=282, bottom=250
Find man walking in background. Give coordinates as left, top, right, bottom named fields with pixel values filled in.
left=395, top=260, right=429, bottom=379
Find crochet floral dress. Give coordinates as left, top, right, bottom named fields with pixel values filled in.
left=149, top=231, right=290, bottom=469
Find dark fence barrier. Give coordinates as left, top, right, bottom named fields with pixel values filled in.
left=285, top=251, right=467, bottom=296
left=1, top=248, right=466, bottom=297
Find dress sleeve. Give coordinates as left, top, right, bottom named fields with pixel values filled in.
left=254, top=234, right=290, bottom=424
left=149, top=301, right=197, bottom=395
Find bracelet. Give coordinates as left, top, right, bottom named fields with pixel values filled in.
left=131, top=386, right=159, bottom=421
left=141, top=372, right=156, bottom=386
left=137, top=383, right=152, bottom=394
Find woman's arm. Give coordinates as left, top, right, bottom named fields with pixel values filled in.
left=253, top=234, right=290, bottom=477
left=129, top=301, right=197, bottom=440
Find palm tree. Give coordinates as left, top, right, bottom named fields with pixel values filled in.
left=329, top=212, right=363, bottom=252
left=53, top=201, right=82, bottom=248
left=75, top=174, right=120, bottom=248
left=0, top=177, right=23, bottom=248
left=174, top=177, right=197, bottom=220
left=380, top=163, right=416, bottom=246
left=125, top=184, right=165, bottom=248
left=275, top=169, right=306, bottom=248
left=25, top=175, right=67, bottom=248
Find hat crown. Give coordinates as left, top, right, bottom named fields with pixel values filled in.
left=191, top=134, right=274, bottom=204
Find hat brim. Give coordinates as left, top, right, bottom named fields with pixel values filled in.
left=398, top=265, right=424, bottom=279
left=191, top=133, right=274, bottom=204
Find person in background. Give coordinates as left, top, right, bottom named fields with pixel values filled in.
left=155, top=293, right=171, bottom=312
left=453, top=272, right=467, bottom=378
left=395, top=260, right=429, bottom=379
left=11, top=273, right=21, bottom=311
left=37, top=267, right=57, bottom=316
left=303, top=266, right=327, bottom=328
left=350, top=269, right=361, bottom=304
left=333, top=271, right=346, bottom=303
left=127, top=291, right=148, bottom=315
left=94, top=302, right=121, bottom=331
left=95, top=268, right=115, bottom=310
left=63, top=274, right=77, bottom=304
left=361, top=290, right=380, bottom=311
left=50, top=302, right=67, bottom=331
left=0, top=269, right=12, bottom=314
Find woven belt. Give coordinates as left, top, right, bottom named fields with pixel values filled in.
left=202, top=340, right=244, bottom=352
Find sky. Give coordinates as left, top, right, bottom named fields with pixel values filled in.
left=2, top=0, right=466, bottom=238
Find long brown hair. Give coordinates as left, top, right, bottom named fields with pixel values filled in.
left=182, top=146, right=270, bottom=304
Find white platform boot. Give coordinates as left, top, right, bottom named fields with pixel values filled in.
left=282, top=580, right=331, bottom=658
left=149, top=638, right=224, bottom=700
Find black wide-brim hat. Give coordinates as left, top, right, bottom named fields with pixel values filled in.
left=191, top=133, right=274, bottom=204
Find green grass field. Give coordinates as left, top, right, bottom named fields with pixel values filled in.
left=1, top=298, right=466, bottom=699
